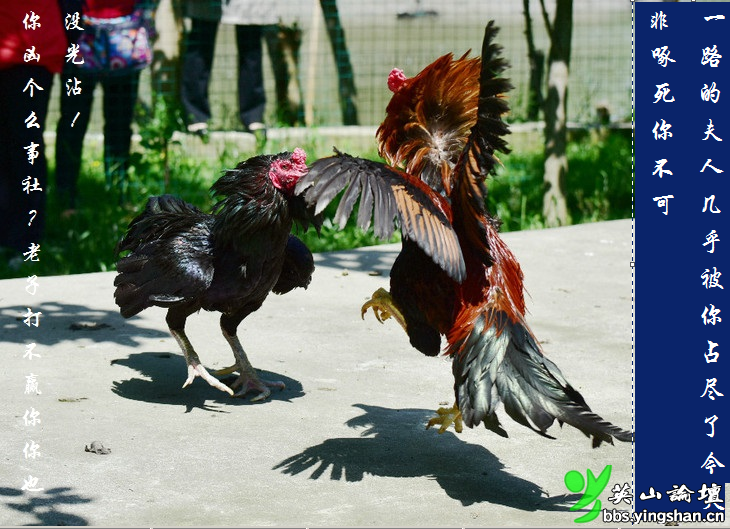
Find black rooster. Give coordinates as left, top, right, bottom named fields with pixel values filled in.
left=114, top=149, right=320, bottom=400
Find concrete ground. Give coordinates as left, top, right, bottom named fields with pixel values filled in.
left=0, top=220, right=634, bottom=527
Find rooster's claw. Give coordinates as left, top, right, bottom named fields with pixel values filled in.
left=361, top=288, right=407, bottom=332
left=426, top=403, right=464, bottom=434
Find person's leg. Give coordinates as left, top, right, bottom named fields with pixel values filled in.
left=181, top=18, right=219, bottom=131
left=235, top=24, right=266, bottom=131
left=55, top=68, right=97, bottom=209
left=0, top=65, right=54, bottom=253
left=102, top=70, right=141, bottom=200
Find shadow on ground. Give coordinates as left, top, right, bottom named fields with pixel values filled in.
left=0, top=486, right=92, bottom=525
left=0, top=302, right=168, bottom=347
left=274, top=403, right=580, bottom=509
left=110, top=351, right=304, bottom=412
left=314, top=247, right=398, bottom=276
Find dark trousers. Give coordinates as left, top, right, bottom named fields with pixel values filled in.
left=0, top=65, right=53, bottom=251
left=55, top=68, right=141, bottom=208
left=181, top=20, right=266, bottom=129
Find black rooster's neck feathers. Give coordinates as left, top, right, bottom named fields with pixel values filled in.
left=211, top=152, right=321, bottom=246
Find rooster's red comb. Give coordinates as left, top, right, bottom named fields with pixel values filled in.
left=387, top=68, right=408, bottom=93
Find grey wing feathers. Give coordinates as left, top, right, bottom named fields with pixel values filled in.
left=296, top=152, right=466, bottom=282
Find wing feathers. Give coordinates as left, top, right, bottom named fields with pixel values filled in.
left=296, top=151, right=466, bottom=282
left=334, top=171, right=363, bottom=229
left=465, top=20, right=512, bottom=181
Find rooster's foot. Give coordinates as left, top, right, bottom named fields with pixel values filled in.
left=426, top=403, right=463, bottom=434
left=361, top=288, right=407, bottom=332
left=183, top=361, right=234, bottom=396
left=227, top=371, right=286, bottom=402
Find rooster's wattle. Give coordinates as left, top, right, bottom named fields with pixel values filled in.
left=114, top=149, right=320, bottom=400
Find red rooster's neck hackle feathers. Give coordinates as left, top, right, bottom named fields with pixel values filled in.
left=377, top=53, right=481, bottom=195
left=484, top=223, right=525, bottom=321
left=446, top=220, right=526, bottom=353
left=269, top=148, right=308, bottom=195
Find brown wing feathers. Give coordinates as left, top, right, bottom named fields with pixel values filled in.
left=297, top=151, right=466, bottom=282
left=390, top=183, right=463, bottom=280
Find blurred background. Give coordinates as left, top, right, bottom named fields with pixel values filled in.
left=67, top=1, right=631, bottom=129
left=2, top=0, right=634, bottom=278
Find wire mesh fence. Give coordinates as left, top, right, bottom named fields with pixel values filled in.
left=46, top=0, right=632, bottom=156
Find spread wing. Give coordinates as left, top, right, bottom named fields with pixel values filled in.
left=295, top=151, right=466, bottom=283
left=448, top=21, right=513, bottom=268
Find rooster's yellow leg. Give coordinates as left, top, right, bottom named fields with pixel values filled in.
left=220, top=327, right=285, bottom=401
left=426, top=402, right=463, bottom=434
left=361, top=287, right=407, bottom=333
left=170, top=328, right=235, bottom=396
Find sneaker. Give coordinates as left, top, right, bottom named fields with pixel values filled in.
left=247, top=122, right=267, bottom=148
left=187, top=122, right=209, bottom=137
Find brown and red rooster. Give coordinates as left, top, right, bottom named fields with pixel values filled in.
left=114, top=149, right=320, bottom=400
left=297, top=22, right=632, bottom=447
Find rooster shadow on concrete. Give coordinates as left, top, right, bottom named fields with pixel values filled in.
left=273, top=403, right=580, bottom=510
left=110, top=351, right=304, bottom=412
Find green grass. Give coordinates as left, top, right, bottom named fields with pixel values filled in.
left=489, top=132, right=632, bottom=231
left=0, top=131, right=631, bottom=280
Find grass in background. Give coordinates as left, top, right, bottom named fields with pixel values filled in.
left=489, top=132, right=632, bottom=231
left=0, top=131, right=630, bottom=280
